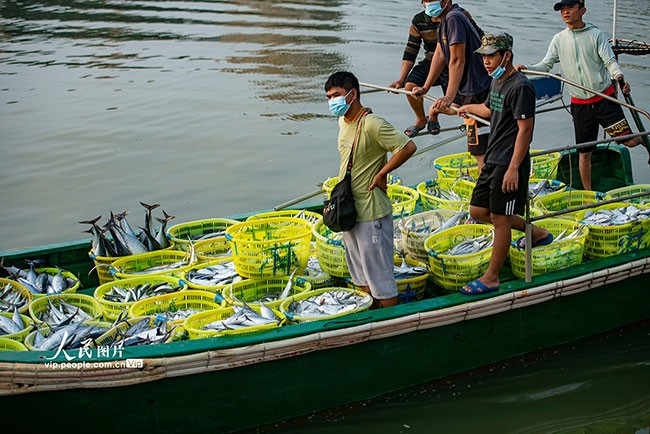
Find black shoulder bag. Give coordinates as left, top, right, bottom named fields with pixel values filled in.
left=322, top=109, right=368, bottom=233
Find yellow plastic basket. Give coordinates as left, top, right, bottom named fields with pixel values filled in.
left=24, top=321, right=112, bottom=351
left=110, top=250, right=195, bottom=280
left=425, top=224, right=494, bottom=292
left=575, top=203, right=650, bottom=258
left=279, top=287, right=373, bottom=323
left=416, top=178, right=475, bottom=211
left=93, top=316, right=175, bottom=348
left=605, top=184, right=650, bottom=205
left=323, top=175, right=402, bottom=199
left=433, top=152, right=480, bottom=180
left=194, top=237, right=232, bottom=262
left=312, top=218, right=348, bottom=278
left=400, top=209, right=468, bottom=263
left=184, top=305, right=285, bottom=340
left=528, top=178, right=567, bottom=201
left=183, top=258, right=246, bottom=293
left=297, top=253, right=334, bottom=289
left=388, top=185, right=420, bottom=218
left=0, top=278, right=32, bottom=315
left=509, top=219, right=588, bottom=278
left=0, top=312, right=33, bottom=342
left=349, top=257, right=429, bottom=303
left=28, top=293, right=103, bottom=325
left=28, top=267, right=80, bottom=298
left=531, top=150, right=562, bottom=179
left=246, top=209, right=322, bottom=226
left=167, top=218, right=240, bottom=252
left=0, top=337, right=28, bottom=351
left=89, top=251, right=118, bottom=285
left=225, top=217, right=312, bottom=279
left=94, top=275, right=186, bottom=321
left=128, top=290, right=223, bottom=325
left=535, top=190, right=610, bottom=219
left=221, top=277, right=312, bottom=309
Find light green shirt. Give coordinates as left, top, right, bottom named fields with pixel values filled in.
left=337, top=111, right=410, bottom=222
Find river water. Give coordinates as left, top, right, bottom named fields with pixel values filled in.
left=1, top=0, right=649, bottom=431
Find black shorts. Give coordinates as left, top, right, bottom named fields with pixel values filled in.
left=405, top=58, right=449, bottom=95
left=459, top=88, right=490, bottom=156
left=470, top=161, right=531, bottom=216
left=571, top=99, right=633, bottom=153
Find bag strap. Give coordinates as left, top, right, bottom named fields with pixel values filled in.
left=346, top=108, right=369, bottom=175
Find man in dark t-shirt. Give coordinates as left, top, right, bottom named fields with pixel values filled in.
left=455, top=32, right=551, bottom=295
left=388, top=2, right=483, bottom=138
left=412, top=0, right=491, bottom=170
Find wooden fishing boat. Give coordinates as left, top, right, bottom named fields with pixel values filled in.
left=0, top=141, right=648, bottom=434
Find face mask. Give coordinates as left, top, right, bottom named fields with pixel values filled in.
left=489, top=53, right=509, bottom=79
left=328, top=90, right=352, bottom=116
left=424, top=1, right=443, bottom=17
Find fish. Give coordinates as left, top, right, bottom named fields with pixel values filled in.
left=155, top=211, right=175, bottom=249
left=6, top=263, right=79, bottom=296
left=430, top=210, right=468, bottom=236
left=0, top=312, right=23, bottom=335
left=278, top=269, right=298, bottom=300
left=287, top=290, right=371, bottom=318
left=101, top=317, right=173, bottom=348
left=201, top=304, right=279, bottom=332
left=581, top=205, right=650, bottom=226
left=528, top=179, right=565, bottom=198
left=140, top=202, right=161, bottom=240
left=101, top=282, right=182, bottom=303
left=0, top=282, right=30, bottom=313
left=445, top=233, right=493, bottom=256
left=185, top=262, right=241, bottom=287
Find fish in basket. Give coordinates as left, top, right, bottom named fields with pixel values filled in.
left=280, top=287, right=373, bottom=323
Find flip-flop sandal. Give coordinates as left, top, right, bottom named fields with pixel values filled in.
left=460, top=279, right=499, bottom=295
left=427, top=119, right=441, bottom=135
left=514, top=232, right=554, bottom=250
left=404, top=124, right=425, bottom=138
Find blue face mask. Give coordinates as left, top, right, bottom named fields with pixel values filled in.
left=424, top=1, right=443, bottom=17
left=328, top=90, right=352, bottom=116
left=489, top=54, right=509, bottom=79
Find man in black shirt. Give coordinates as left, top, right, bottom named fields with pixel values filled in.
left=456, top=32, right=550, bottom=295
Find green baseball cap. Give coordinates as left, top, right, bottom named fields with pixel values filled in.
left=475, top=32, right=514, bottom=55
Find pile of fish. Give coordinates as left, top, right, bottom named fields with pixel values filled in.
left=115, top=245, right=196, bottom=276
left=301, top=256, right=329, bottom=281
left=101, top=281, right=183, bottom=303
left=444, top=233, right=494, bottom=256
left=426, top=184, right=464, bottom=202
left=185, top=261, right=243, bottom=287
left=30, top=321, right=109, bottom=351
left=79, top=202, right=175, bottom=257
left=581, top=205, right=650, bottom=226
left=1, top=259, right=78, bottom=296
left=0, top=308, right=28, bottom=336
left=529, top=179, right=565, bottom=198
left=35, top=298, right=95, bottom=325
left=402, top=210, right=468, bottom=237
left=286, top=289, right=371, bottom=318
left=199, top=302, right=280, bottom=332
left=151, top=307, right=203, bottom=323
left=0, top=281, right=31, bottom=313
left=229, top=269, right=298, bottom=305
left=393, top=258, right=428, bottom=280
left=99, top=317, right=174, bottom=348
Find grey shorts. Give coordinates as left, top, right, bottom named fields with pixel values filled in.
left=342, top=213, right=397, bottom=300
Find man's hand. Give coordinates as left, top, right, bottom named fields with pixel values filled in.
left=369, top=173, right=388, bottom=192
left=456, top=105, right=470, bottom=118
left=388, top=80, right=403, bottom=89
left=514, top=64, right=526, bottom=72
left=616, top=75, right=631, bottom=95
left=411, top=86, right=428, bottom=96
left=502, top=167, right=519, bottom=193
left=434, top=95, right=453, bottom=112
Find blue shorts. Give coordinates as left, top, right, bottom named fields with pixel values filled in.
left=342, top=214, right=397, bottom=299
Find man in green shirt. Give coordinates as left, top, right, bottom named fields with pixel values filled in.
left=325, top=71, right=417, bottom=308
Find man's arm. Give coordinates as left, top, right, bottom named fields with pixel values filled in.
left=369, top=141, right=417, bottom=191
left=389, top=60, right=416, bottom=89
left=516, top=35, right=559, bottom=72
left=433, top=42, right=465, bottom=112
left=502, top=118, right=534, bottom=193
left=457, top=103, right=491, bottom=119
left=412, top=45, right=445, bottom=95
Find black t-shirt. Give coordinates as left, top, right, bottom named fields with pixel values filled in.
left=484, top=72, right=536, bottom=165
left=438, top=5, right=491, bottom=97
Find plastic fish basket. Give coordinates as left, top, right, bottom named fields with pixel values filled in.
left=221, top=276, right=312, bottom=309
left=312, top=219, right=348, bottom=278
left=0, top=278, right=32, bottom=315
left=225, top=217, right=312, bottom=279
left=110, top=250, right=195, bottom=280
left=400, top=209, right=468, bottom=262
left=29, top=267, right=80, bottom=299
left=425, top=224, right=494, bottom=292
left=279, top=287, right=373, bottom=323
left=93, top=316, right=175, bottom=348
left=535, top=190, right=610, bottom=219
left=246, top=210, right=322, bottom=227
left=323, top=175, right=402, bottom=200
left=297, top=252, right=335, bottom=289
left=433, top=152, right=480, bottom=180
left=388, top=185, right=420, bottom=218
left=509, top=219, right=588, bottom=279
left=531, top=150, right=562, bottom=179
left=24, top=321, right=112, bottom=351
left=0, top=337, right=28, bottom=352
left=88, top=251, right=118, bottom=285
left=184, top=305, right=285, bottom=340
left=128, top=290, right=223, bottom=326
left=605, top=184, right=650, bottom=205
left=0, top=312, right=34, bottom=342
left=416, top=178, right=475, bottom=211
left=575, top=203, right=650, bottom=259
left=167, top=218, right=240, bottom=252
left=393, top=258, right=430, bottom=303
left=195, top=237, right=232, bottom=262
left=28, top=293, right=103, bottom=325
left=183, top=258, right=246, bottom=293
left=94, top=275, right=187, bottom=321
left=528, top=178, right=567, bottom=201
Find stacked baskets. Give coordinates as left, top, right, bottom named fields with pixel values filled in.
left=400, top=209, right=468, bottom=262
left=312, top=218, right=349, bottom=278
left=535, top=190, right=609, bottom=219
left=166, top=218, right=240, bottom=252
left=417, top=178, right=475, bottom=211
